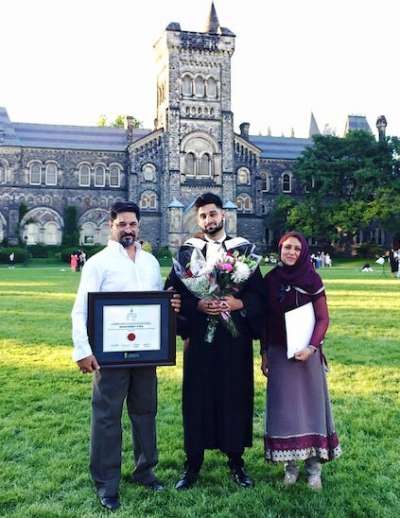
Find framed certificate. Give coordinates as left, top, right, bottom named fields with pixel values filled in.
left=87, top=291, right=176, bottom=368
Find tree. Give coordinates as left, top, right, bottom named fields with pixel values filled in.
left=62, top=206, right=79, bottom=246
left=97, top=115, right=142, bottom=128
left=269, top=130, right=400, bottom=253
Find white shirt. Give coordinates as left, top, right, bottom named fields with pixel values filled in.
left=71, top=240, right=163, bottom=362
left=204, top=231, right=227, bottom=267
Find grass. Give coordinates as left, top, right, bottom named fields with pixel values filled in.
left=0, top=263, right=399, bottom=517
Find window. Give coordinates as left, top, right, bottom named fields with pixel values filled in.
left=282, top=173, right=292, bottom=193
left=29, top=162, right=41, bottom=185
left=45, top=163, right=57, bottom=186
left=182, top=75, right=193, bottom=96
left=198, top=154, right=211, bottom=176
left=109, top=165, right=121, bottom=187
left=261, top=172, right=271, bottom=192
left=142, top=163, right=156, bottom=182
left=206, top=77, right=217, bottom=98
left=237, top=167, right=250, bottom=185
left=94, top=165, right=105, bottom=187
left=185, top=153, right=195, bottom=176
left=304, top=176, right=315, bottom=193
left=194, top=76, right=205, bottom=97
left=140, top=191, right=157, bottom=210
left=236, top=194, right=252, bottom=212
left=79, top=164, right=90, bottom=186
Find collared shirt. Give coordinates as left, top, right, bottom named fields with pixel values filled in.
left=71, top=240, right=163, bottom=362
left=204, top=231, right=227, bottom=266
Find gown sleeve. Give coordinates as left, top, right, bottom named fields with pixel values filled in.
left=309, top=294, right=329, bottom=348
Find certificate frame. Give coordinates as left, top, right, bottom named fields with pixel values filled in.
left=87, top=291, right=176, bottom=368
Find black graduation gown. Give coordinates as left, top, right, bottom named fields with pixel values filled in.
left=166, top=237, right=265, bottom=455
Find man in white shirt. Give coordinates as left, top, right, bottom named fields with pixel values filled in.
left=71, top=201, right=180, bottom=511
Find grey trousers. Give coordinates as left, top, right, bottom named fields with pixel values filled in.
left=90, top=366, right=158, bottom=497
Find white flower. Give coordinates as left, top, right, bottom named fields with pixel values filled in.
left=231, top=261, right=251, bottom=283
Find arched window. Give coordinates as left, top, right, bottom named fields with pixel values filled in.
left=237, top=167, right=250, bottom=185
left=79, top=164, right=90, bottom=186
left=236, top=194, right=253, bottom=213
left=282, top=173, right=292, bottom=193
left=185, top=153, right=195, bottom=176
left=94, top=165, right=105, bottom=187
left=45, top=163, right=57, bottom=186
left=182, top=75, right=193, bottom=96
left=375, top=228, right=385, bottom=245
left=261, top=172, right=271, bottom=192
left=304, top=176, right=315, bottom=193
left=206, top=77, right=217, bottom=98
left=142, top=163, right=156, bottom=182
left=109, top=165, right=121, bottom=187
left=43, top=222, right=58, bottom=245
left=29, top=162, right=41, bottom=185
left=198, top=153, right=211, bottom=176
left=140, top=191, right=157, bottom=210
left=194, top=76, right=205, bottom=97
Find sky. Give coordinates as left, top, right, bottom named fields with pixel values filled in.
left=2, top=0, right=400, bottom=138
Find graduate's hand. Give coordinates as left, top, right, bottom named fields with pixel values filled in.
left=261, top=353, right=269, bottom=377
left=167, top=288, right=181, bottom=313
left=198, top=298, right=224, bottom=315
left=221, top=295, right=244, bottom=312
left=77, top=355, right=100, bottom=374
left=294, top=348, right=313, bottom=362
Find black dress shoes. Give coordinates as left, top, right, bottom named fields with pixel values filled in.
left=231, top=467, right=254, bottom=488
left=175, top=470, right=199, bottom=490
left=99, top=495, right=120, bottom=511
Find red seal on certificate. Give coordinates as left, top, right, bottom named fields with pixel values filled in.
left=127, top=333, right=136, bottom=342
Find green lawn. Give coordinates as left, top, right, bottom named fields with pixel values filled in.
left=0, top=264, right=399, bottom=517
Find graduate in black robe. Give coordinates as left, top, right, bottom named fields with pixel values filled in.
left=165, top=193, right=264, bottom=489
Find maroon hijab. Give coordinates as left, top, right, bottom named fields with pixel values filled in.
left=274, top=231, right=323, bottom=294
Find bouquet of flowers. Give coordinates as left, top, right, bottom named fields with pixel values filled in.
left=173, top=245, right=261, bottom=343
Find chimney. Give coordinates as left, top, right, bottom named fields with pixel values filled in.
left=376, top=115, right=387, bottom=142
left=239, top=122, right=250, bottom=140
left=125, top=116, right=135, bottom=143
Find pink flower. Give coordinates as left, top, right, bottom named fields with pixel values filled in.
left=222, top=263, right=233, bottom=272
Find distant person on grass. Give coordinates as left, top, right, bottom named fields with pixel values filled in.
left=71, top=201, right=180, bottom=512
left=261, top=231, right=341, bottom=491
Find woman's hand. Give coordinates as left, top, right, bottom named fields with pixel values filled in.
left=294, top=347, right=314, bottom=362
left=261, top=352, right=269, bottom=377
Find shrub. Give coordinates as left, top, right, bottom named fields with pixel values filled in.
left=357, top=242, right=385, bottom=259
left=0, top=247, right=29, bottom=264
left=154, top=246, right=173, bottom=266
left=60, top=245, right=104, bottom=263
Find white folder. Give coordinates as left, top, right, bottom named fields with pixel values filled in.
left=284, top=302, right=316, bottom=359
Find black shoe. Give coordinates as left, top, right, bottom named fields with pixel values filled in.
left=231, top=467, right=254, bottom=488
left=99, top=495, right=120, bottom=511
left=175, top=470, right=198, bottom=490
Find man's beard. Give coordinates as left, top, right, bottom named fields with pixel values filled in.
left=204, top=220, right=224, bottom=236
left=119, top=233, right=136, bottom=248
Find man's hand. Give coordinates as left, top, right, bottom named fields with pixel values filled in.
left=221, top=295, right=244, bottom=312
left=261, top=352, right=269, bottom=377
left=198, top=299, right=225, bottom=315
left=167, top=289, right=181, bottom=313
left=77, top=355, right=100, bottom=374
left=294, top=347, right=314, bottom=362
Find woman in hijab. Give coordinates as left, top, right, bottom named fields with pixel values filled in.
left=261, top=231, right=341, bottom=490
